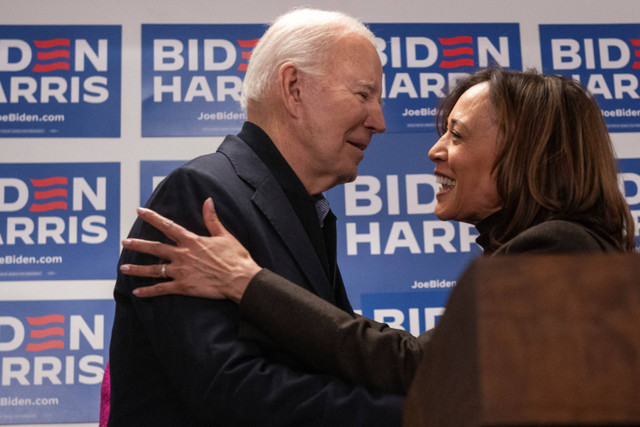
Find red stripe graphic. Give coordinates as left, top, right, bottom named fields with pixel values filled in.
left=630, top=38, right=640, bottom=68
left=237, top=38, right=260, bottom=48
left=34, top=39, right=71, bottom=49
left=30, top=177, right=68, bottom=187
left=26, top=341, right=65, bottom=352
left=237, top=39, right=259, bottom=72
left=33, top=63, right=70, bottom=72
left=443, top=47, right=474, bottom=56
left=37, top=50, right=70, bottom=60
left=27, top=314, right=64, bottom=325
left=31, top=327, right=64, bottom=338
left=440, top=58, right=475, bottom=68
left=29, top=201, right=68, bottom=212
left=34, top=189, right=68, bottom=199
left=439, top=36, right=473, bottom=45
left=25, top=316, right=65, bottom=352
left=437, top=36, right=475, bottom=69
left=631, top=36, right=640, bottom=70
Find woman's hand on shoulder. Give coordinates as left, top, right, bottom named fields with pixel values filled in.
left=120, top=197, right=261, bottom=303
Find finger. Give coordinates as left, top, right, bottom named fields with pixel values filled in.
left=202, top=198, right=228, bottom=237
left=132, top=282, right=179, bottom=298
left=120, top=263, right=169, bottom=279
left=122, top=238, right=176, bottom=261
left=136, top=207, right=196, bottom=245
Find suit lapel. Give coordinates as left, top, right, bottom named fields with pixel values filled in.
left=218, top=137, right=335, bottom=303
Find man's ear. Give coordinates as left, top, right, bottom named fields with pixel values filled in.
left=278, top=62, right=303, bottom=118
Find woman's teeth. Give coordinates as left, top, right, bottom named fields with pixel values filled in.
left=436, top=175, right=456, bottom=192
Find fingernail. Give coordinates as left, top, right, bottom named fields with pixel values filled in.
left=122, top=239, right=131, bottom=247
left=132, top=288, right=139, bottom=296
left=120, top=264, right=130, bottom=272
left=137, top=207, right=148, bottom=215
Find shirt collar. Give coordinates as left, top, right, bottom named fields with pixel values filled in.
left=475, top=210, right=506, bottom=254
left=239, top=121, right=314, bottom=203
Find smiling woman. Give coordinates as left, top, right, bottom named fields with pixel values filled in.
left=435, top=67, right=635, bottom=253
left=121, top=67, right=636, bottom=396
left=429, top=81, right=501, bottom=225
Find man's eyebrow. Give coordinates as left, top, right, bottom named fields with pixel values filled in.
left=357, top=80, right=376, bottom=91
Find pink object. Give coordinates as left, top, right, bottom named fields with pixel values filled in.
left=99, top=362, right=110, bottom=427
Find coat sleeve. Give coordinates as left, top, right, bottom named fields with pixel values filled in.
left=109, top=163, right=403, bottom=426
left=241, top=269, right=434, bottom=395
left=235, top=220, right=613, bottom=399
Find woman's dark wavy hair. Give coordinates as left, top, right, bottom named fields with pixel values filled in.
left=437, top=67, right=635, bottom=252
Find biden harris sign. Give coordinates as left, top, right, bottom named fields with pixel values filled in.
left=0, top=163, right=120, bottom=281
left=0, top=299, right=113, bottom=424
left=141, top=24, right=264, bottom=137
left=0, top=26, right=121, bottom=138
left=540, top=24, right=640, bottom=132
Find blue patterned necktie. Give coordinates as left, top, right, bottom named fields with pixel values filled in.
left=314, top=196, right=331, bottom=228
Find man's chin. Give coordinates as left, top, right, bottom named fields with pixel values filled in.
left=338, top=169, right=359, bottom=185
left=345, top=173, right=358, bottom=183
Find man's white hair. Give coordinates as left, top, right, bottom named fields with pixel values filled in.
left=241, top=8, right=376, bottom=111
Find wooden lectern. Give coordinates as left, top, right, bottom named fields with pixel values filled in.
left=403, top=254, right=640, bottom=426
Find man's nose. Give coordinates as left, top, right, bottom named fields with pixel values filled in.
left=366, top=102, right=386, bottom=134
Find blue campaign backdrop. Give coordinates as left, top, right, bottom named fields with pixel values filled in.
left=369, top=23, right=522, bottom=133
left=0, top=162, right=120, bottom=281
left=141, top=24, right=266, bottom=137
left=0, top=299, right=114, bottom=425
left=0, top=25, right=121, bottom=138
left=540, top=24, right=640, bottom=132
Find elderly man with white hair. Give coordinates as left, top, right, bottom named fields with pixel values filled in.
left=107, top=7, right=400, bottom=426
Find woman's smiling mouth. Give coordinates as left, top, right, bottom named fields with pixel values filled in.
left=436, top=174, right=456, bottom=194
